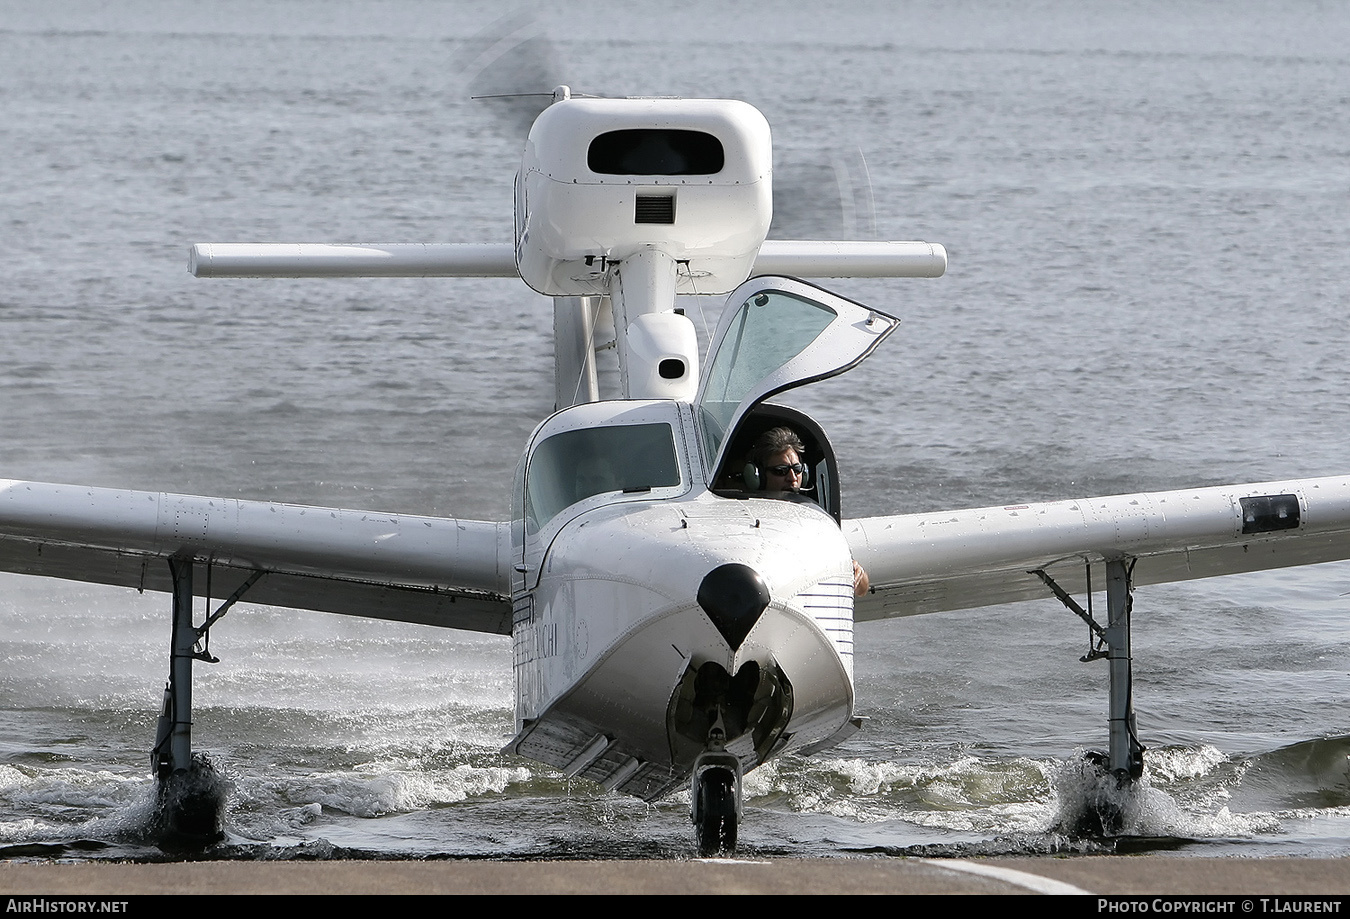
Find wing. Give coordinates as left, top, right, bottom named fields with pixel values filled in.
left=0, top=479, right=512, bottom=634
left=846, top=474, right=1350, bottom=621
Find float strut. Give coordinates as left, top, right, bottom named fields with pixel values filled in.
left=1103, top=558, right=1144, bottom=781
left=152, top=556, right=197, bottom=779
left=1033, top=558, right=1146, bottom=836
left=1031, top=558, right=1145, bottom=782
left=150, top=555, right=226, bottom=846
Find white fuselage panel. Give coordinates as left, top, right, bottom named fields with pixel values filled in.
left=509, top=490, right=856, bottom=792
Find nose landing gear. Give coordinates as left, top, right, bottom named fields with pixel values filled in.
left=691, top=739, right=742, bottom=857
left=672, top=658, right=794, bottom=856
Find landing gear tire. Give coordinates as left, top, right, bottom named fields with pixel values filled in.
left=695, top=767, right=738, bottom=856
left=1069, top=750, right=1131, bottom=837
left=153, top=752, right=228, bottom=850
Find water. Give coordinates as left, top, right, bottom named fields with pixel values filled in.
left=1, top=0, right=1348, bottom=861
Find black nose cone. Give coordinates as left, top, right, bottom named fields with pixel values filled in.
left=697, top=564, right=771, bottom=650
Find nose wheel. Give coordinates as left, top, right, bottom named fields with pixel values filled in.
left=694, top=767, right=738, bottom=855
left=691, top=744, right=742, bottom=856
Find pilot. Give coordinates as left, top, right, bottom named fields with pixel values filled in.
left=748, top=426, right=870, bottom=598
left=749, top=426, right=809, bottom=496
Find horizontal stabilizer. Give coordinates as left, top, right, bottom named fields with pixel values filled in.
left=189, top=243, right=520, bottom=278
left=189, top=240, right=947, bottom=280
left=753, top=241, right=946, bottom=278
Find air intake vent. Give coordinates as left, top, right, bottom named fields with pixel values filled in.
left=635, top=195, right=675, bottom=224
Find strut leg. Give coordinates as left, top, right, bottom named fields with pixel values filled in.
left=150, top=556, right=226, bottom=846
left=1032, top=559, right=1145, bottom=782
left=1032, top=559, right=1147, bottom=835
left=167, top=556, right=194, bottom=776
left=1104, top=558, right=1144, bottom=780
left=152, top=556, right=196, bottom=781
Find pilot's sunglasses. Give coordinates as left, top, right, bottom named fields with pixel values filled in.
left=767, top=463, right=806, bottom=476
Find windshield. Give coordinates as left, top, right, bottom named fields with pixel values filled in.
left=699, top=290, right=835, bottom=467
left=526, top=422, right=681, bottom=531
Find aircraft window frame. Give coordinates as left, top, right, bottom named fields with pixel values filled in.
left=523, top=420, right=684, bottom=534
left=693, top=276, right=899, bottom=487
left=707, top=403, right=843, bottom=523
left=587, top=129, right=725, bottom=176
left=698, top=290, right=837, bottom=470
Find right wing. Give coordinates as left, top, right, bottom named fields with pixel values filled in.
left=0, top=479, right=512, bottom=635
left=846, top=474, right=1350, bottom=622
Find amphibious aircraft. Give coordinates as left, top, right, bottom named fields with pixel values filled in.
left=3, top=87, right=1350, bottom=854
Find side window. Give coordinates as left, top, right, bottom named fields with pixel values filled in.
left=708, top=405, right=843, bottom=523
left=525, top=422, right=680, bottom=532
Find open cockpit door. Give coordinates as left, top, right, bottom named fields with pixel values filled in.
left=695, top=276, right=899, bottom=500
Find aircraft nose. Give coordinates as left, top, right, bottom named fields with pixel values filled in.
left=697, top=563, right=771, bottom=651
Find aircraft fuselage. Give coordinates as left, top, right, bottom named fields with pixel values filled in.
left=505, top=399, right=859, bottom=800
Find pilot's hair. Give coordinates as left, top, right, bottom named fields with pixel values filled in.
left=751, top=426, right=806, bottom=467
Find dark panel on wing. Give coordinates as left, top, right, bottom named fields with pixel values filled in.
left=1240, top=494, right=1301, bottom=535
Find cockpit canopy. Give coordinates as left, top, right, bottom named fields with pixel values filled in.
left=515, top=401, right=692, bottom=538
left=525, top=421, right=680, bottom=532
left=514, top=277, right=899, bottom=544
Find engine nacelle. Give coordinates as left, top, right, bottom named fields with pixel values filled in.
left=515, top=93, right=773, bottom=298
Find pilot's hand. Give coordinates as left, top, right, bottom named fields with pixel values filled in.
left=852, top=560, right=870, bottom=597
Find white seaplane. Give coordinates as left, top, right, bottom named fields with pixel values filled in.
left=3, top=87, right=1350, bottom=854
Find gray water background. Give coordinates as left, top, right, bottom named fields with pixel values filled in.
left=1, top=0, right=1348, bottom=859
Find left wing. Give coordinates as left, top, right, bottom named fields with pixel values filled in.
left=0, top=479, right=512, bottom=634
left=846, top=474, right=1350, bottom=621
